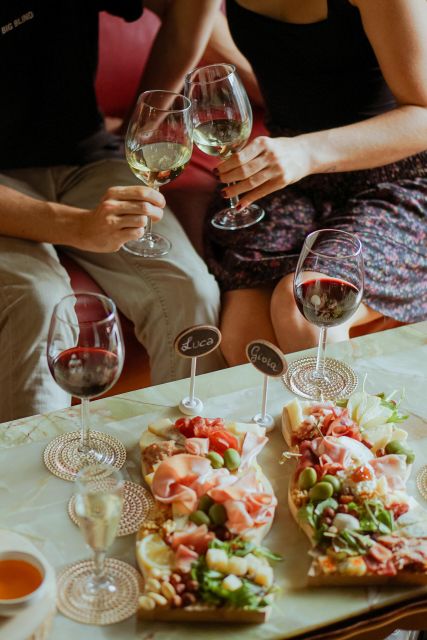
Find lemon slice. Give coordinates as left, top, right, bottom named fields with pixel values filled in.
left=136, top=532, right=174, bottom=578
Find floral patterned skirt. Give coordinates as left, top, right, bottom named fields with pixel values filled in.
left=203, top=152, right=427, bottom=323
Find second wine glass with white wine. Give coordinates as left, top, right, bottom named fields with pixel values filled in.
left=124, top=90, right=193, bottom=257
left=185, top=63, right=265, bottom=230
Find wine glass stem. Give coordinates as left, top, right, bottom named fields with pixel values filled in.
left=92, top=549, right=107, bottom=588
left=143, top=184, right=159, bottom=244
left=226, top=182, right=239, bottom=209
left=79, top=397, right=91, bottom=454
left=314, top=327, right=328, bottom=380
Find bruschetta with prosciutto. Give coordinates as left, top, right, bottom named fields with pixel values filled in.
left=136, top=415, right=280, bottom=622
left=282, top=392, right=427, bottom=586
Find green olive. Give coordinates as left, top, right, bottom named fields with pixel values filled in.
left=189, top=510, right=211, bottom=526
left=385, top=440, right=405, bottom=455
left=223, top=448, right=241, bottom=471
left=298, top=467, right=317, bottom=490
left=309, top=482, right=334, bottom=502
left=322, top=474, right=342, bottom=493
left=198, top=495, right=215, bottom=513
left=207, top=451, right=224, bottom=469
left=385, top=441, right=415, bottom=464
left=209, top=503, right=227, bottom=526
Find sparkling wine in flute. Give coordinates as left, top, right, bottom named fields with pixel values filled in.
left=193, top=118, right=251, bottom=157
left=75, top=491, right=123, bottom=552
left=127, top=141, right=192, bottom=187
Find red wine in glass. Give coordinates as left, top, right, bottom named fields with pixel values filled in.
left=45, top=292, right=125, bottom=480
left=284, top=229, right=364, bottom=401
left=49, top=347, right=120, bottom=399
left=294, top=277, right=360, bottom=328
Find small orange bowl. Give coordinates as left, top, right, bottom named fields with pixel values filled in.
left=0, top=551, right=47, bottom=616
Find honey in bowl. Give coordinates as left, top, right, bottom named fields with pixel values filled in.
left=0, top=557, right=43, bottom=600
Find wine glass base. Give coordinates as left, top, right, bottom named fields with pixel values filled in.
left=57, top=558, right=142, bottom=625
left=43, top=430, right=127, bottom=482
left=211, top=203, right=264, bottom=230
left=416, top=466, right=427, bottom=501
left=252, top=412, right=275, bottom=432
left=122, top=234, right=171, bottom=258
left=282, top=356, right=358, bottom=401
left=68, top=480, right=155, bottom=536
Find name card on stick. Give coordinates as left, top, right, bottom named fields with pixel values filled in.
left=175, top=324, right=222, bottom=415
left=175, top=325, right=221, bottom=359
left=246, top=339, right=287, bottom=431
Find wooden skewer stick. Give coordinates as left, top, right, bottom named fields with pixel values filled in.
left=279, top=451, right=302, bottom=464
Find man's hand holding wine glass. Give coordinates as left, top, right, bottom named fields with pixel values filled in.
left=73, top=185, right=165, bottom=253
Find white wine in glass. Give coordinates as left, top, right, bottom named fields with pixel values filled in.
left=124, top=90, right=193, bottom=258
left=185, top=63, right=264, bottom=231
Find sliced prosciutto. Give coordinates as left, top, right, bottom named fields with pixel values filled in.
left=151, top=453, right=230, bottom=513
left=370, top=454, right=408, bottom=491
left=208, top=469, right=277, bottom=534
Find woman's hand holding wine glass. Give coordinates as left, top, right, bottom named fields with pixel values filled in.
left=283, top=229, right=364, bottom=401
left=185, top=63, right=265, bottom=230
left=44, top=292, right=126, bottom=481
left=123, top=90, right=193, bottom=258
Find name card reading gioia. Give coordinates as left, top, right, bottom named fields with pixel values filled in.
left=175, top=325, right=222, bottom=359
left=246, top=340, right=287, bottom=377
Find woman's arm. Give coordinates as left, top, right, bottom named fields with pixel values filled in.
left=218, top=0, right=427, bottom=208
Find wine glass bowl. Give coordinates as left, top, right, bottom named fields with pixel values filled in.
left=43, top=292, right=126, bottom=481
left=283, top=229, right=364, bottom=401
left=124, top=90, right=193, bottom=257
left=56, top=464, right=142, bottom=624
left=184, top=63, right=265, bottom=230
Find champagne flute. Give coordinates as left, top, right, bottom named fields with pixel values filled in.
left=184, top=62, right=264, bottom=230
left=283, top=229, right=364, bottom=400
left=56, top=464, right=141, bottom=625
left=43, top=292, right=126, bottom=481
left=123, top=90, right=193, bottom=257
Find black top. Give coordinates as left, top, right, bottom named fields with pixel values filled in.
left=0, top=0, right=143, bottom=169
left=227, top=0, right=397, bottom=133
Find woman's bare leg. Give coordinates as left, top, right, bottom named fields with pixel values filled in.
left=270, top=273, right=382, bottom=353
left=220, top=288, right=277, bottom=366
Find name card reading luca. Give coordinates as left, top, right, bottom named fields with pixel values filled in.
left=246, top=340, right=287, bottom=377
left=175, top=325, right=222, bottom=359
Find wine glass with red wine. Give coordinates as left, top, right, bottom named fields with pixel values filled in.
left=184, top=63, right=264, bottom=230
left=43, top=293, right=126, bottom=481
left=283, top=229, right=364, bottom=400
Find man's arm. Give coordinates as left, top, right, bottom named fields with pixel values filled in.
left=201, top=10, right=264, bottom=107
left=0, top=184, right=165, bottom=253
left=138, top=0, right=222, bottom=95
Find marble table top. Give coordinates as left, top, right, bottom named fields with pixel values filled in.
left=0, top=322, right=426, bottom=640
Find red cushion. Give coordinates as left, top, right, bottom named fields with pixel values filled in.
left=96, top=10, right=161, bottom=119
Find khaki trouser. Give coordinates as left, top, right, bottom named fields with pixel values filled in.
left=0, top=160, right=225, bottom=422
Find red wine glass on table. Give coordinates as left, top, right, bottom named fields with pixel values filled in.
left=123, top=90, right=193, bottom=257
left=184, top=63, right=264, bottom=230
left=43, top=293, right=126, bottom=481
left=283, top=229, right=364, bottom=401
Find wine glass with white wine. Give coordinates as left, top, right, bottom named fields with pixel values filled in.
left=185, top=63, right=264, bottom=230
left=123, top=90, right=193, bottom=257
left=56, top=464, right=142, bottom=625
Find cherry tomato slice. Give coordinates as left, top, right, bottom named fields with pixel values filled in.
left=175, top=417, right=195, bottom=438
left=208, top=430, right=239, bottom=455
left=351, top=465, right=373, bottom=483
